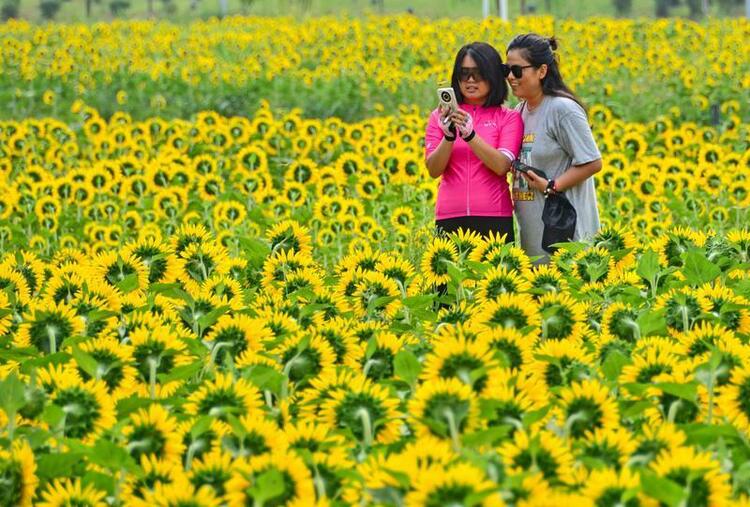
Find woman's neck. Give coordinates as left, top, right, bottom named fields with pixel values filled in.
left=525, top=92, right=545, bottom=111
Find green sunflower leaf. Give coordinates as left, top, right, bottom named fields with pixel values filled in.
left=252, top=468, right=286, bottom=503
left=393, top=350, right=421, bottom=387
left=197, top=305, right=231, bottom=330
left=71, top=346, right=99, bottom=379
left=462, top=425, right=511, bottom=447
left=88, top=438, right=139, bottom=473
left=36, top=452, right=86, bottom=481
left=654, top=382, right=698, bottom=402
left=115, top=272, right=140, bottom=293
left=149, top=283, right=194, bottom=304
left=0, top=373, right=27, bottom=418
left=680, top=423, right=741, bottom=446
left=157, top=361, right=202, bottom=384
left=82, top=471, right=116, bottom=496
left=239, top=237, right=271, bottom=268
left=682, top=250, right=722, bottom=286
left=640, top=471, right=687, bottom=507
left=601, top=349, right=631, bottom=382
left=637, top=308, right=667, bottom=337
left=243, top=364, right=284, bottom=396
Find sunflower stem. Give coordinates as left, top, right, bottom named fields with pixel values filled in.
left=355, top=407, right=374, bottom=448
left=442, top=407, right=461, bottom=452
left=313, top=465, right=327, bottom=501
left=148, top=357, right=159, bottom=400
left=666, top=398, right=682, bottom=424
left=208, top=341, right=232, bottom=371
left=680, top=304, right=690, bottom=332
left=562, top=411, right=588, bottom=438
left=362, top=359, right=381, bottom=379
left=623, top=317, right=641, bottom=341
left=47, top=325, right=57, bottom=354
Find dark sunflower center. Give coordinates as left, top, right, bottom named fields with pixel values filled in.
left=105, top=262, right=137, bottom=286
left=541, top=304, right=576, bottom=340
left=54, top=387, right=100, bottom=439
left=29, top=312, right=74, bottom=353
left=335, top=393, right=386, bottom=441
left=425, top=484, right=475, bottom=507
left=658, top=393, right=698, bottom=424
left=184, top=254, right=216, bottom=283
left=0, top=459, right=23, bottom=507
left=223, top=431, right=270, bottom=458
left=52, top=282, right=80, bottom=304
left=128, top=424, right=167, bottom=461
left=197, top=389, right=243, bottom=421
left=514, top=448, right=560, bottom=484
left=636, top=363, right=671, bottom=383
left=485, top=277, right=517, bottom=298
left=270, top=232, right=301, bottom=255
left=582, top=442, right=622, bottom=469
left=363, top=348, right=394, bottom=381
left=133, top=342, right=174, bottom=380
left=489, top=307, right=528, bottom=329
left=282, top=348, right=321, bottom=387
left=429, top=249, right=453, bottom=276
left=566, top=397, right=604, bottom=438
left=608, top=309, right=639, bottom=342
left=422, top=393, right=471, bottom=437
left=492, top=340, right=523, bottom=368
left=134, top=246, right=168, bottom=283
left=666, top=469, right=710, bottom=507
left=212, top=327, right=247, bottom=365
left=190, top=468, right=231, bottom=498
left=439, top=354, right=487, bottom=392
left=79, top=350, right=124, bottom=390
left=596, top=487, right=639, bottom=507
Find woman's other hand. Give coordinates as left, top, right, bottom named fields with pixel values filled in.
left=450, top=109, right=474, bottom=139
left=523, top=169, right=549, bottom=193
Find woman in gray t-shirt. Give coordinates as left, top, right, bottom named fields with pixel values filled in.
left=503, top=34, right=602, bottom=263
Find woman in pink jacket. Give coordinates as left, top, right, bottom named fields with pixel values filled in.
left=425, top=42, right=524, bottom=241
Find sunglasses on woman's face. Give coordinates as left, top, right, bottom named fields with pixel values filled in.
left=459, top=67, right=484, bottom=82
left=502, top=64, right=536, bottom=79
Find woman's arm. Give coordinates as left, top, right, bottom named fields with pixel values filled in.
left=450, top=108, right=521, bottom=176
left=465, top=136, right=513, bottom=176
left=425, top=138, right=454, bottom=178
left=523, top=158, right=601, bottom=192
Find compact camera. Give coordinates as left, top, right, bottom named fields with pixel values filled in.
left=437, top=87, right=458, bottom=115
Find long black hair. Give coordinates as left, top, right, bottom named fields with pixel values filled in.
left=506, top=33, right=586, bottom=113
left=450, top=42, right=508, bottom=107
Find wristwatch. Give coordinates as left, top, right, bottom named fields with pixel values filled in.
left=544, top=179, right=558, bottom=197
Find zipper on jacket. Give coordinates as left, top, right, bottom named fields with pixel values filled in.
left=466, top=105, right=477, bottom=216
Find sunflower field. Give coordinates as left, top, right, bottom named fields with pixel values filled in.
left=0, top=14, right=750, bottom=507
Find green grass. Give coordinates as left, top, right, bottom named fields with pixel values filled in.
left=12, top=0, right=747, bottom=24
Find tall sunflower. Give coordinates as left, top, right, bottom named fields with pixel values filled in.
left=37, top=478, right=107, bottom=507
left=225, top=451, right=315, bottom=507
left=0, top=440, right=37, bottom=507
left=123, top=403, right=185, bottom=463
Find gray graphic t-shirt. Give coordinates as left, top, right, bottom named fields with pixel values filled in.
left=513, top=96, right=601, bottom=262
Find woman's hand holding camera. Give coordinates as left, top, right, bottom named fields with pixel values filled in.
left=450, top=109, right=475, bottom=141
left=438, top=108, right=457, bottom=141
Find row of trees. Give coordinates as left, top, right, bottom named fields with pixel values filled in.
left=611, top=0, right=746, bottom=17
left=0, top=0, right=745, bottom=22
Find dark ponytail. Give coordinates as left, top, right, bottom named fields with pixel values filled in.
left=507, top=33, right=586, bottom=114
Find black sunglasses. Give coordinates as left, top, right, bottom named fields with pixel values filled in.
left=502, top=64, right=536, bottom=79
left=459, top=67, right=485, bottom=82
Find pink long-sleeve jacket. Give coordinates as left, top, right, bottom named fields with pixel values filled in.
left=425, top=105, right=523, bottom=220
